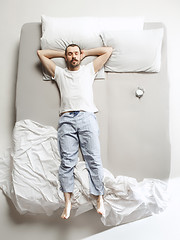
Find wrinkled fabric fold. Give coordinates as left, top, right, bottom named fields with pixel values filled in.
left=0, top=119, right=168, bottom=226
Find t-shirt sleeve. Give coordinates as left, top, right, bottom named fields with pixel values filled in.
left=51, top=66, right=58, bottom=81
left=86, top=62, right=97, bottom=81
left=51, top=66, right=63, bottom=84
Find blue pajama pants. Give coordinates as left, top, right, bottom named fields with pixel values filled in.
left=57, top=111, right=104, bottom=196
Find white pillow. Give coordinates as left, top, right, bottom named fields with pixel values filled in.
left=100, top=28, right=164, bottom=73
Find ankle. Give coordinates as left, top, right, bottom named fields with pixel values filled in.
left=97, top=195, right=103, bottom=202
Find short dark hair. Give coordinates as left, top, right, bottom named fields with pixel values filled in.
left=65, top=44, right=81, bottom=56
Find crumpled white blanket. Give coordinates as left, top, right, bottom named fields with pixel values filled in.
left=0, top=119, right=168, bottom=226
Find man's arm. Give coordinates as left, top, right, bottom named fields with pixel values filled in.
left=37, top=49, right=65, bottom=78
left=81, top=47, right=113, bottom=74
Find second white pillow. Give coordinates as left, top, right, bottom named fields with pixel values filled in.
left=100, top=28, right=164, bottom=73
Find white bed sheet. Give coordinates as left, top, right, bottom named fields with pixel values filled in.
left=0, top=119, right=168, bottom=226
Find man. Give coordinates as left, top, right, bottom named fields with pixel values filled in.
left=37, top=44, right=112, bottom=219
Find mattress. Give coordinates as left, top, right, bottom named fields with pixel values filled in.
left=15, top=22, right=170, bottom=181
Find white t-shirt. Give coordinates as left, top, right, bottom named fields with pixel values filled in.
left=52, top=62, right=98, bottom=114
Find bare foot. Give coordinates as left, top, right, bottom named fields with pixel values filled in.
left=61, top=201, right=72, bottom=219
left=97, top=195, right=105, bottom=215
left=61, top=192, right=72, bottom=219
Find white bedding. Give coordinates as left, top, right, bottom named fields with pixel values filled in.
left=0, top=119, right=168, bottom=226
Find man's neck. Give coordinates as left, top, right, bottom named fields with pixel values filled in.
left=68, top=65, right=81, bottom=71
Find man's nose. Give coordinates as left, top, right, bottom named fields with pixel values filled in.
left=72, top=53, right=77, bottom=58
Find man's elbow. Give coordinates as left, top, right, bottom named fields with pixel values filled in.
left=37, top=50, right=42, bottom=58
left=109, top=46, right=113, bottom=53
left=37, top=50, right=45, bottom=62
left=106, top=47, right=113, bottom=56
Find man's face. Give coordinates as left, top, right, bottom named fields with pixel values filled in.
left=65, top=46, right=82, bottom=70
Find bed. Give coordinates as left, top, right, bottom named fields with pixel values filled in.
left=0, top=17, right=170, bottom=234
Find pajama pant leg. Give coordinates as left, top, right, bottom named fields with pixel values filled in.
left=58, top=115, right=79, bottom=193
left=78, top=112, right=104, bottom=196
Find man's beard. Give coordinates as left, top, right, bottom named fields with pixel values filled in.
left=68, top=59, right=81, bottom=69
